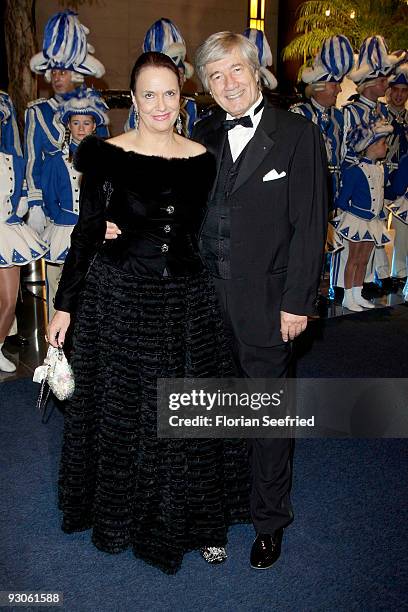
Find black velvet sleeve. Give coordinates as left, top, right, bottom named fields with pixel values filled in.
left=54, top=172, right=106, bottom=313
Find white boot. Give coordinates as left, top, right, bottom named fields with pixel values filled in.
left=352, top=286, right=375, bottom=309
left=342, top=288, right=363, bottom=312
left=0, top=342, right=16, bottom=373
left=403, top=279, right=408, bottom=302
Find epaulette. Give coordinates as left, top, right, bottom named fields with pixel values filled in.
left=344, top=156, right=360, bottom=167
left=289, top=102, right=304, bottom=109
left=26, top=98, right=48, bottom=108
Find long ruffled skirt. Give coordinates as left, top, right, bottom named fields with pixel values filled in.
left=58, top=257, right=250, bottom=573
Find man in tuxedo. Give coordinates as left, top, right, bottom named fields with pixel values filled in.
left=193, top=32, right=328, bottom=569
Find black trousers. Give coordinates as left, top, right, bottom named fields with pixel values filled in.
left=212, top=277, right=294, bottom=535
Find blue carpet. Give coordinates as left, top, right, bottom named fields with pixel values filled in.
left=1, top=378, right=407, bottom=611
left=296, top=304, right=408, bottom=377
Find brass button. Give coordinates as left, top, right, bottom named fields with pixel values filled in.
left=164, top=224, right=171, bottom=233
left=166, top=205, right=174, bottom=214
left=161, top=244, right=169, bottom=253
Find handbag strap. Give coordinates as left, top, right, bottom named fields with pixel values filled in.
left=36, top=379, right=55, bottom=424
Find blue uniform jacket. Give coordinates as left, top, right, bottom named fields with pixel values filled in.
left=42, top=143, right=80, bottom=225
left=343, top=95, right=389, bottom=163
left=24, top=87, right=109, bottom=209
left=387, top=106, right=408, bottom=165
left=385, top=153, right=408, bottom=200
left=337, top=159, right=389, bottom=220
left=290, top=99, right=344, bottom=199
left=0, top=93, right=27, bottom=224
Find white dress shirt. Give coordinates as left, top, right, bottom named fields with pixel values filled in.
left=226, top=94, right=264, bottom=162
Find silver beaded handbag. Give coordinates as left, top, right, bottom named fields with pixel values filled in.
left=33, top=346, right=75, bottom=401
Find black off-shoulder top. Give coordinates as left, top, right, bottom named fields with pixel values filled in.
left=54, top=136, right=216, bottom=313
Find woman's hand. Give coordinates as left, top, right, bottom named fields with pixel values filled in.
left=105, top=221, right=121, bottom=240
left=47, top=311, right=71, bottom=347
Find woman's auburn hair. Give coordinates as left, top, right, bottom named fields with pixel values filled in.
left=130, top=51, right=182, bottom=91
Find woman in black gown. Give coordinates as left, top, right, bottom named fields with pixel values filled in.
left=47, top=51, right=249, bottom=574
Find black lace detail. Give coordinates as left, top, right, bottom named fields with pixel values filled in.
left=58, top=258, right=250, bottom=574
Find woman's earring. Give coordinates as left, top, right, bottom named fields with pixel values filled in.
left=130, top=91, right=139, bottom=130
left=176, top=114, right=183, bottom=135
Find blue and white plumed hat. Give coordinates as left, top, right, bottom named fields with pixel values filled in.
left=302, top=35, right=354, bottom=85
left=59, top=88, right=109, bottom=127
left=388, top=53, right=408, bottom=86
left=348, top=35, right=400, bottom=86
left=30, top=10, right=105, bottom=83
left=243, top=28, right=277, bottom=90
left=348, top=119, right=393, bottom=153
left=142, top=18, right=194, bottom=80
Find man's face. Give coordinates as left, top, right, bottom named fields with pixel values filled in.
left=204, top=46, right=259, bottom=117
left=314, top=82, right=342, bottom=108
left=364, top=76, right=389, bottom=100
left=388, top=85, right=408, bottom=109
left=51, top=69, right=76, bottom=95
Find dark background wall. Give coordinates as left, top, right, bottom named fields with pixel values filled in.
left=0, top=1, right=8, bottom=90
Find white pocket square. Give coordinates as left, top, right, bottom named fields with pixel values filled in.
left=263, top=169, right=287, bottom=182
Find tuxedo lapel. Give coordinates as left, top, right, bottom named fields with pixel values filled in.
left=231, top=104, right=277, bottom=194
left=204, top=123, right=227, bottom=200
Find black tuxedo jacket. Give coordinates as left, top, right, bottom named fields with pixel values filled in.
left=193, top=100, right=328, bottom=346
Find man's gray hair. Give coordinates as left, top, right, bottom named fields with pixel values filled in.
left=195, top=31, right=260, bottom=91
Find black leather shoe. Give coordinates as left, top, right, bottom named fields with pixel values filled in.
left=380, top=277, right=397, bottom=295
left=314, top=293, right=328, bottom=316
left=395, top=276, right=407, bottom=289
left=250, top=530, right=283, bottom=570
left=362, top=282, right=383, bottom=299
left=7, top=334, right=29, bottom=347
left=329, top=286, right=344, bottom=304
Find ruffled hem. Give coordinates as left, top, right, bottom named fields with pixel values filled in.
left=386, top=194, right=408, bottom=225
left=330, top=212, right=392, bottom=246
left=42, top=223, right=74, bottom=262
left=0, top=222, right=48, bottom=267
left=58, top=258, right=250, bottom=574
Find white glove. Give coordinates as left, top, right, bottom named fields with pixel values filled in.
left=27, top=206, right=46, bottom=235
left=16, top=197, right=29, bottom=218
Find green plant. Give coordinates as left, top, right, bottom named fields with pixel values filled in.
left=283, top=0, right=408, bottom=79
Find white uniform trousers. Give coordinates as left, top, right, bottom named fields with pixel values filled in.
left=391, top=216, right=408, bottom=279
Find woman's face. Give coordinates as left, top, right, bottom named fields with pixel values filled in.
left=366, top=137, right=388, bottom=160
left=69, top=115, right=96, bottom=142
left=133, top=66, right=180, bottom=133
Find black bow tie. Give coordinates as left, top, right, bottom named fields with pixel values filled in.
left=221, top=98, right=264, bottom=131
left=222, top=115, right=253, bottom=131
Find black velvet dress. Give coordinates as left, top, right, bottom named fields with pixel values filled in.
left=54, top=136, right=249, bottom=574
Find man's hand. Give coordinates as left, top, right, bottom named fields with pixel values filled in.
left=280, top=311, right=307, bottom=343
left=105, top=221, right=121, bottom=240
